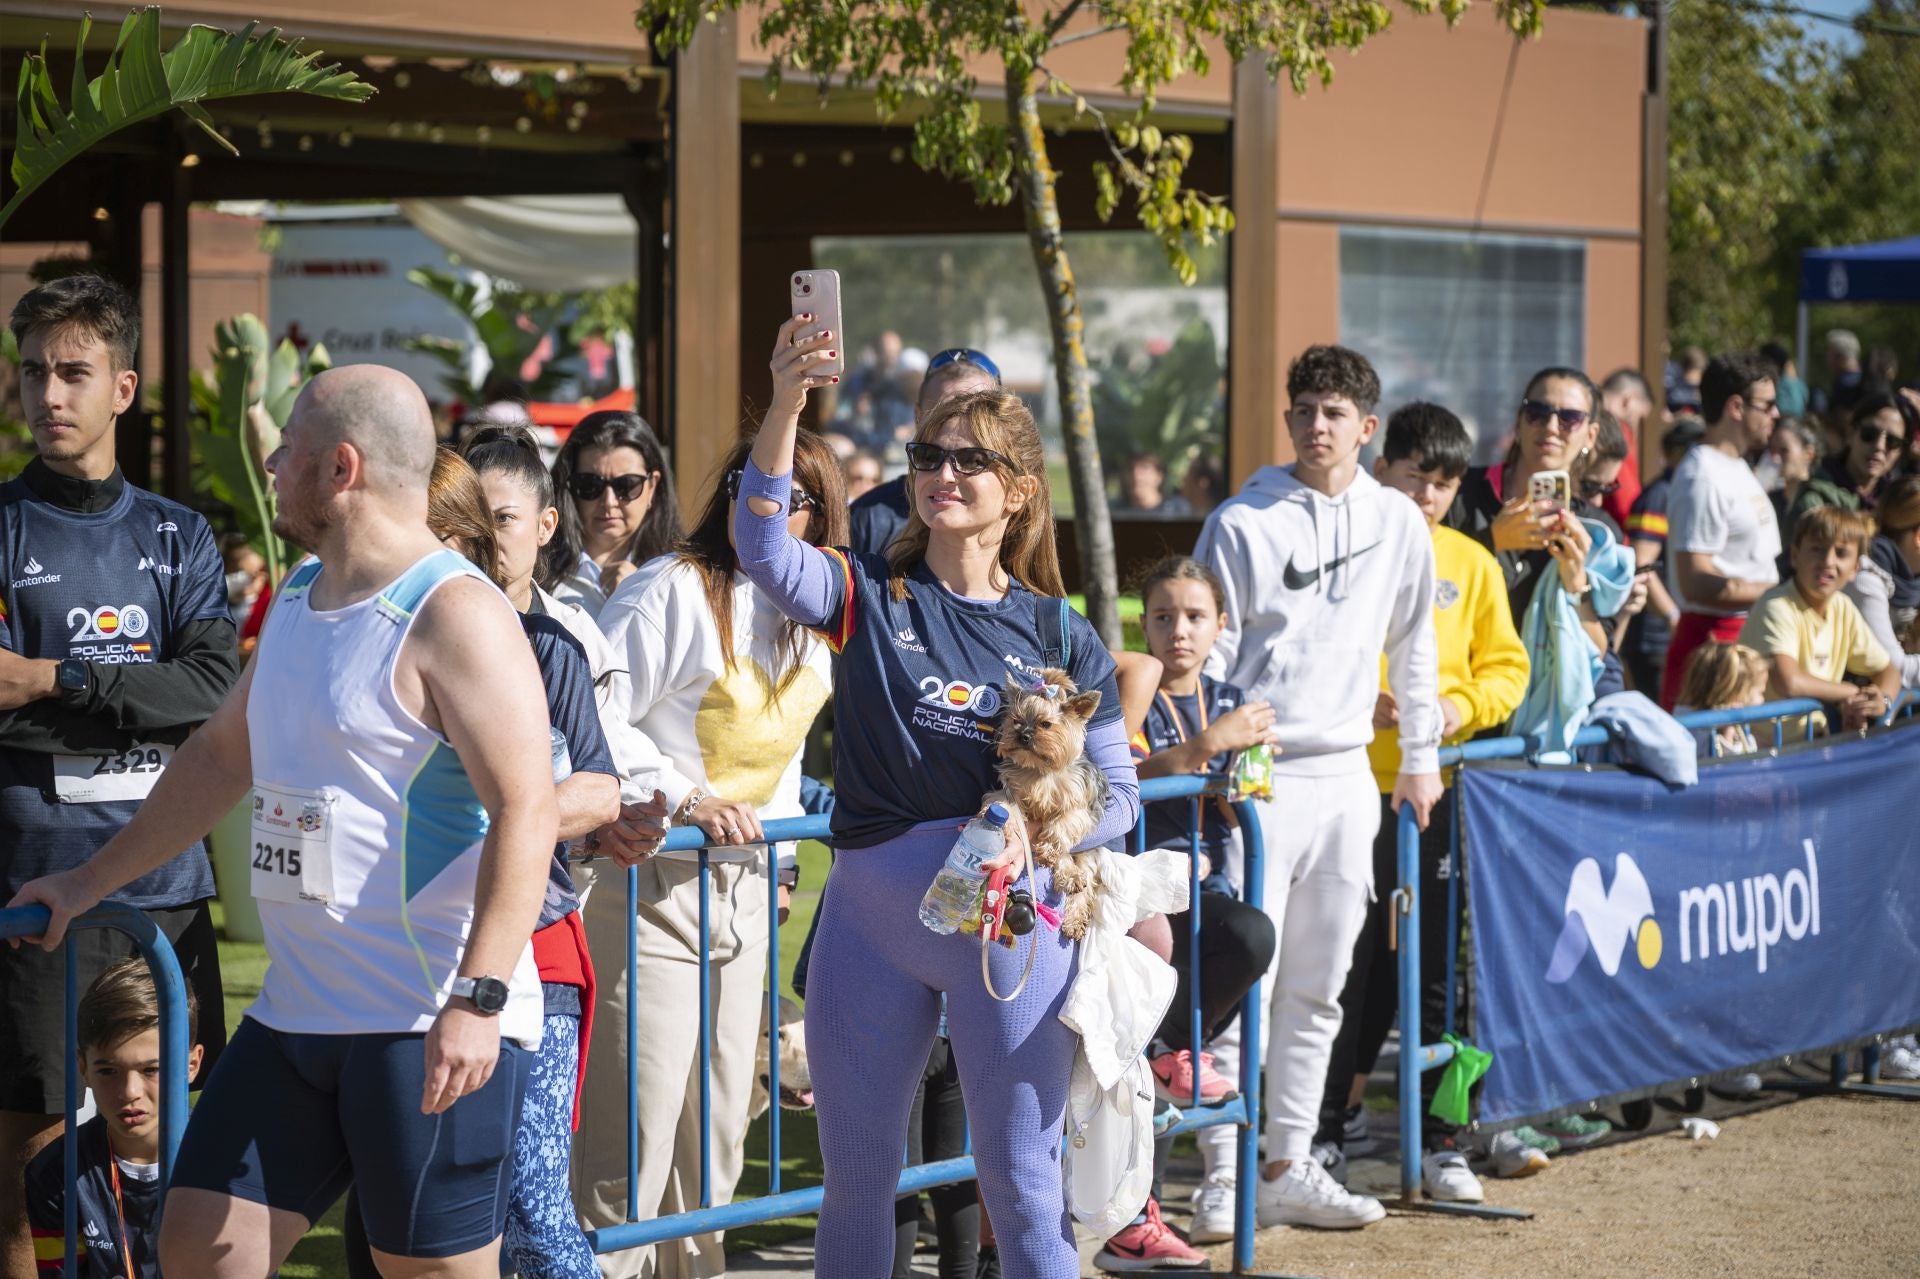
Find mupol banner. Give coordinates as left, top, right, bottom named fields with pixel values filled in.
left=1460, top=724, right=1920, bottom=1126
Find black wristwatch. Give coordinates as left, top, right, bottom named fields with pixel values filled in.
left=450, top=975, right=510, bottom=1015
left=55, top=658, right=89, bottom=702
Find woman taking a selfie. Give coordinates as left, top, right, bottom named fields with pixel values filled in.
left=544, top=410, right=682, bottom=617
left=734, top=313, right=1138, bottom=1279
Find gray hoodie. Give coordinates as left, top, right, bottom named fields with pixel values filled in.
left=1195, top=464, right=1442, bottom=777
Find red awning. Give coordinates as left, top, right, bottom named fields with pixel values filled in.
left=527, top=387, right=636, bottom=433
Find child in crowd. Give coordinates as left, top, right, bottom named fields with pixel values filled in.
left=25, top=958, right=204, bottom=1279
left=1675, top=641, right=1770, bottom=756
left=1313, top=403, right=1531, bottom=1201
left=1738, top=506, right=1901, bottom=738
left=1093, top=557, right=1280, bottom=1266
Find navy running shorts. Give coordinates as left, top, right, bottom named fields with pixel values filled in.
left=171, top=1017, right=531, bottom=1259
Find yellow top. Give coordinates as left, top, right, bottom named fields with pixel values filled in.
left=1368, top=524, right=1530, bottom=792
left=1738, top=581, right=1890, bottom=735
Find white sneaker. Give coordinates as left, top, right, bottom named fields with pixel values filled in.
left=1188, top=1171, right=1236, bottom=1244
left=1487, top=1130, right=1550, bottom=1179
left=1420, top=1150, right=1485, bottom=1203
left=1255, top=1158, right=1387, bottom=1229
left=1882, top=1043, right=1920, bottom=1081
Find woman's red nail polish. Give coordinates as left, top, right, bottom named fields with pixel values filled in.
left=831, top=376, right=840, bottom=384
left=828, top=351, right=837, bottom=358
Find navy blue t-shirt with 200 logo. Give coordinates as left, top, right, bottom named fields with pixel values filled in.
left=812, top=549, right=1123, bottom=849
left=0, top=476, right=227, bottom=906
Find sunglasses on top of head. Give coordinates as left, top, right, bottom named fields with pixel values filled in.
left=927, top=348, right=1003, bottom=382
left=724, top=468, right=819, bottom=513
left=904, top=442, right=1017, bottom=476
left=1520, top=400, right=1591, bottom=432
left=567, top=472, right=652, bottom=503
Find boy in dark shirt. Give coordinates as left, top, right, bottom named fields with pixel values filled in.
left=25, top=958, right=202, bottom=1278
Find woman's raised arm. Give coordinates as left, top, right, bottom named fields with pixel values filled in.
left=747, top=314, right=837, bottom=501
left=735, top=317, right=849, bottom=630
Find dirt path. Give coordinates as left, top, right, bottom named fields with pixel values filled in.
left=1196, top=1094, right=1920, bottom=1278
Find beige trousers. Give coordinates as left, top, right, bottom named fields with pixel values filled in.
left=573, top=854, right=772, bottom=1279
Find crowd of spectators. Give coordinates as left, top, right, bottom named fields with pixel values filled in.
left=4, top=271, right=1916, bottom=1279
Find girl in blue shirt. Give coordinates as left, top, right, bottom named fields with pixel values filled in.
left=734, top=314, right=1139, bottom=1278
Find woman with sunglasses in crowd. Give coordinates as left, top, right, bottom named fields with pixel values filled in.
left=736, top=315, right=1138, bottom=1279
left=572, top=435, right=846, bottom=1279
left=543, top=410, right=684, bottom=617
left=1445, top=372, right=1638, bottom=1154
left=847, top=347, right=1004, bottom=557
left=1447, top=369, right=1629, bottom=642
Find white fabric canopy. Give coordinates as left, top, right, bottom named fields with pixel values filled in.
left=397, top=195, right=638, bottom=292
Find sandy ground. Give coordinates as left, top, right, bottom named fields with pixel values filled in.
left=1196, top=1092, right=1920, bottom=1279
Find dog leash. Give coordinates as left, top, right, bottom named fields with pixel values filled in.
left=980, top=836, right=1039, bottom=1003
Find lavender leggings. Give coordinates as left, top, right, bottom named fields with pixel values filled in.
left=808, top=820, right=1080, bottom=1279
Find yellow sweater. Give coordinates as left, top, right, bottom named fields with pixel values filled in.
left=1368, top=524, right=1530, bottom=792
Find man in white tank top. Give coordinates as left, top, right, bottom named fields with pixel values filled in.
left=9, top=365, right=559, bottom=1279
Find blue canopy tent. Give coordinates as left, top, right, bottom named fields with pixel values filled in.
left=1797, top=234, right=1920, bottom=372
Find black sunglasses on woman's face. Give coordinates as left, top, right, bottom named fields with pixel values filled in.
left=1857, top=423, right=1906, bottom=452
left=1520, top=399, right=1591, bottom=432
left=904, top=442, right=1017, bottom=476
left=567, top=472, right=652, bottom=503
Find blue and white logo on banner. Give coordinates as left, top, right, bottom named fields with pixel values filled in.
left=1461, top=727, right=1920, bottom=1127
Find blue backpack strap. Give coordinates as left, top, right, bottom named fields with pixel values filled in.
left=1039, top=597, right=1071, bottom=669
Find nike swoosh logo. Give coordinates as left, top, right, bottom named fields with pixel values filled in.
left=1282, top=541, right=1382, bottom=590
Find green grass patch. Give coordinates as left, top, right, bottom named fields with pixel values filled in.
left=1068, top=592, right=1147, bottom=652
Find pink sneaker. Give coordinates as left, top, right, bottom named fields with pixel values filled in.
left=1093, top=1197, right=1208, bottom=1272
left=1149, top=1048, right=1238, bottom=1106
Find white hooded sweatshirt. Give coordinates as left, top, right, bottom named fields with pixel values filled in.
left=1195, top=463, right=1443, bottom=778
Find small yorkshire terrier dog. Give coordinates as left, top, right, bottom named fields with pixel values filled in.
left=984, top=668, right=1110, bottom=940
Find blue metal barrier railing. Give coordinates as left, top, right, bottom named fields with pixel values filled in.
left=587, top=774, right=1269, bottom=1273
left=1393, top=694, right=1920, bottom=1214
left=0, top=903, right=192, bottom=1274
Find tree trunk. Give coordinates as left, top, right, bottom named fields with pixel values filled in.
left=1006, top=65, right=1123, bottom=649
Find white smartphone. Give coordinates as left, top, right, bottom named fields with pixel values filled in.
left=1528, top=469, right=1571, bottom=509
left=788, top=269, right=845, bottom=378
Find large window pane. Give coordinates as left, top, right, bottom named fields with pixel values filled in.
left=1340, top=228, right=1585, bottom=464
left=812, top=232, right=1227, bottom=518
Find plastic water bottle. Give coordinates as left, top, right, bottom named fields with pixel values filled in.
left=919, top=803, right=1010, bottom=935
left=550, top=726, right=572, bottom=784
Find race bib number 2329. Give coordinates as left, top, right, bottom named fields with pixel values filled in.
left=52, top=744, right=173, bottom=804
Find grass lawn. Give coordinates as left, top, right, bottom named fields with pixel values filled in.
left=208, top=836, right=836, bottom=1274
left=1068, top=591, right=1147, bottom=652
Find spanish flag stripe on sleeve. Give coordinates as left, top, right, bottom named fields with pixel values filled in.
left=1130, top=730, right=1151, bottom=759
left=1625, top=511, right=1668, bottom=539
left=814, top=547, right=858, bottom=654
left=32, top=1226, right=82, bottom=1270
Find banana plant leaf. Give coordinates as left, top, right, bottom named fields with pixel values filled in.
left=404, top=267, right=582, bottom=403
left=3, top=6, right=374, bottom=229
